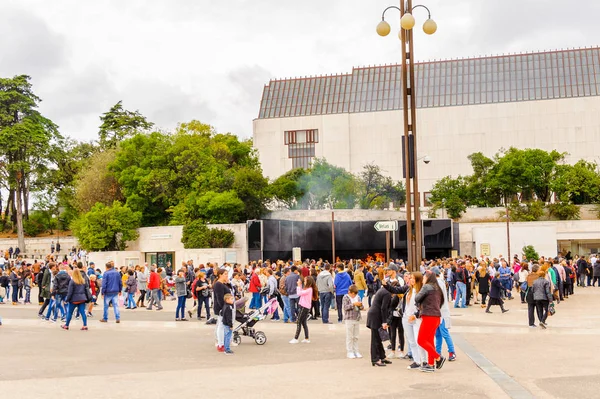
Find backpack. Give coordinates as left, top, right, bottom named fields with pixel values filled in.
left=191, top=278, right=198, bottom=298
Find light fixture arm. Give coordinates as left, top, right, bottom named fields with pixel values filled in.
left=382, top=4, right=432, bottom=21
left=381, top=5, right=400, bottom=20
left=410, top=4, right=432, bottom=19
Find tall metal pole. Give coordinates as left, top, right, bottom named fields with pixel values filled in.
left=400, top=0, right=414, bottom=271
left=400, top=0, right=422, bottom=270
left=331, top=211, right=336, bottom=263
left=506, top=206, right=511, bottom=261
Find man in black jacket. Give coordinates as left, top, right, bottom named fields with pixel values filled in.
left=212, top=269, right=232, bottom=353
left=576, top=256, right=588, bottom=287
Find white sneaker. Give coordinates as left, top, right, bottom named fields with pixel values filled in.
left=387, top=352, right=396, bottom=359
left=301, top=339, right=310, bottom=343
left=354, top=352, right=363, bottom=358
left=289, top=339, right=299, bottom=344
left=347, top=352, right=356, bottom=359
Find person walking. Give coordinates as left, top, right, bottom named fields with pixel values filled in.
left=285, top=266, right=301, bottom=322
left=9, top=267, right=20, bottom=305
left=213, top=269, right=232, bottom=352
left=61, top=267, right=90, bottom=331
left=476, top=262, right=490, bottom=308
left=175, top=269, right=188, bottom=321
left=334, top=263, right=352, bottom=323
left=485, top=273, right=510, bottom=314
left=415, top=272, right=446, bottom=373
left=453, top=262, right=467, bottom=308
left=343, top=285, right=363, bottom=359
left=265, top=268, right=280, bottom=321
left=146, top=265, right=162, bottom=311
left=38, top=263, right=56, bottom=318
left=100, top=262, right=122, bottom=323
left=432, top=267, right=456, bottom=362
left=279, top=268, right=290, bottom=323
left=518, top=264, right=530, bottom=303
left=289, top=276, right=317, bottom=344
left=316, top=264, right=334, bottom=324
left=532, top=267, right=553, bottom=329
left=136, top=265, right=148, bottom=307
left=125, top=270, right=138, bottom=309
left=366, top=276, right=393, bottom=367
left=525, top=264, right=540, bottom=327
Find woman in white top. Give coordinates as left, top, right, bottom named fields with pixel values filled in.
left=402, top=272, right=426, bottom=370
left=518, top=264, right=530, bottom=303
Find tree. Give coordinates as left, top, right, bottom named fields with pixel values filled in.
left=0, top=75, right=61, bottom=252
left=74, top=148, right=123, bottom=213
left=552, top=161, right=600, bottom=204
left=98, top=101, right=153, bottom=149
left=71, top=201, right=142, bottom=251
left=357, top=164, right=405, bottom=209
left=297, top=158, right=359, bottom=209
left=181, top=220, right=235, bottom=249
left=429, top=176, right=468, bottom=219
left=269, top=168, right=308, bottom=209
left=522, top=245, right=539, bottom=261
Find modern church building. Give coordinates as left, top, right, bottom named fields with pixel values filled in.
left=253, top=47, right=600, bottom=206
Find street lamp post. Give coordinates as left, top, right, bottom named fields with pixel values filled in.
left=376, top=1, right=436, bottom=271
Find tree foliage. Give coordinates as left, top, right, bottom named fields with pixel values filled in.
left=522, top=245, right=539, bottom=261
left=71, top=201, right=142, bottom=251
left=547, top=202, right=581, bottom=220
left=74, top=148, right=123, bottom=213
left=98, top=101, right=153, bottom=149
left=429, top=176, right=468, bottom=220
left=181, top=220, right=235, bottom=249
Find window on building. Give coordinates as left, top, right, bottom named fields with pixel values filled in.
left=284, top=130, right=319, bottom=169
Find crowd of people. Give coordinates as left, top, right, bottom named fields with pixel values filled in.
left=0, top=251, right=597, bottom=368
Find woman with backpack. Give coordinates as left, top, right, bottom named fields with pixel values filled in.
left=61, top=268, right=90, bottom=331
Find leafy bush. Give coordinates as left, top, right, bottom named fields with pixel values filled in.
left=182, top=220, right=235, bottom=249
left=23, top=218, right=45, bottom=237
left=522, top=245, right=539, bottom=262
left=507, top=201, right=545, bottom=222
left=548, top=202, right=581, bottom=220
left=23, top=211, right=57, bottom=237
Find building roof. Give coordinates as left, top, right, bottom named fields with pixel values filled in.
left=257, top=47, right=600, bottom=119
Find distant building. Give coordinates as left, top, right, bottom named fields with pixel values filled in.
left=253, top=47, right=600, bottom=205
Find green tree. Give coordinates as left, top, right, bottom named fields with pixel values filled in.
left=0, top=75, right=61, bottom=251
left=552, top=161, right=600, bottom=204
left=181, top=220, right=235, bottom=249
left=507, top=201, right=545, bottom=222
left=74, top=148, right=124, bottom=213
left=98, top=101, right=153, bottom=149
left=429, top=176, right=468, bottom=219
left=71, top=201, right=142, bottom=251
left=269, top=168, right=307, bottom=209
left=547, top=202, right=581, bottom=220
left=522, top=245, right=539, bottom=261
left=357, top=164, right=406, bottom=209
left=297, top=158, right=359, bottom=209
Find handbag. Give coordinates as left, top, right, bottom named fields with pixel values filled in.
left=520, top=281, right=527, bottom=291
left=378, top=327, right=390, bottom=342
left=548, top=302, right=556, bottom=316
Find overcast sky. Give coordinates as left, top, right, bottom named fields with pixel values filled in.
left=1, top=0, right=598, bottom=142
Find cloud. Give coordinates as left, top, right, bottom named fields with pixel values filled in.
left=0, top=4, right=68, bottom=77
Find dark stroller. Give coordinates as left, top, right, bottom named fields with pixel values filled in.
left=232, top=297, right=278, bottom=345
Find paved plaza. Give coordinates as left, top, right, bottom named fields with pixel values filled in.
left=1, top=288, right=599, bottom=399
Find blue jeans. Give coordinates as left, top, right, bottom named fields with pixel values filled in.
left=25, top=286, right=31, bottom=303
left=454, top=282, right=466, bottom=308
left=176, top=296, right=186, bottom=319
left=282, top=295, right=291, bottom=322
left=358, top=290, right=365, bottom=302
left=224, top=325, right=232, bottom=352
left=250, top=292, right=261, bottom=309
left=47, top=295, right=66, bottom=320
left=435, top=319, right=455, bottom=354
left=66, top=303, right=87, bottom=327
left=319, top=292, right=333, bottom=323
left=501, top=279, right=512, bottom=298
left=127, top=293, right=136, bottom=308
left=103, top=294, right=121, bottom=321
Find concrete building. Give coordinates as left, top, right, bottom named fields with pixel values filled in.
left=253, top=47, right=600, bottom=206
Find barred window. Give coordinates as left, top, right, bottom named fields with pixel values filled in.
left=285, top=130, right=319, bottom=169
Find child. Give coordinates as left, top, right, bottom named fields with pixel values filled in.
left=221, top=293, right=235, bottom=355
left=343, top=285, right=363, bottom=359
left=289, top=276, right=318, bottom=344
left=87, top=274, right=98, bottom=317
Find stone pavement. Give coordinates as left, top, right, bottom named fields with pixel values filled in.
left=0, top=287, right=599, bottom=399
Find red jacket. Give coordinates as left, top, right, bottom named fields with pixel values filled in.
left=249, top=273, right=261, bottom=293
left=147, top=272, right=160, bottom=290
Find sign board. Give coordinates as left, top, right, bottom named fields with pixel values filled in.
left=292, top=247, right=302, bottom=262
left=225, top=251, right=237, bottom=264
left=374, top=221, right=398, bottom=232
left=451, top=250, right=458, bottom=258
left=151, top=234, right=172, bottom=240
left=480, top=243, right=491, bottom=256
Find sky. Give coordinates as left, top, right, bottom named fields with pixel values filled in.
left=1, top=0, right=598, bottom=142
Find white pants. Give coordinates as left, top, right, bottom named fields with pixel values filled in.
left=403, top=317, right=425, bottom=364
left=345, top=320, right=360, bottom=354
left=215, top=316, right=224, bottom=346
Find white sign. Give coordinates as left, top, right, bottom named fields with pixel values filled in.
left=374, top=221, right=398, bottom=232
left=293, top=247, right=302, bottom=262
left=150, top=234, right=172, bottom=240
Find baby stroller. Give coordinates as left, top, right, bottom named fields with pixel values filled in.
left=232, top=297, right=278, bottom=346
